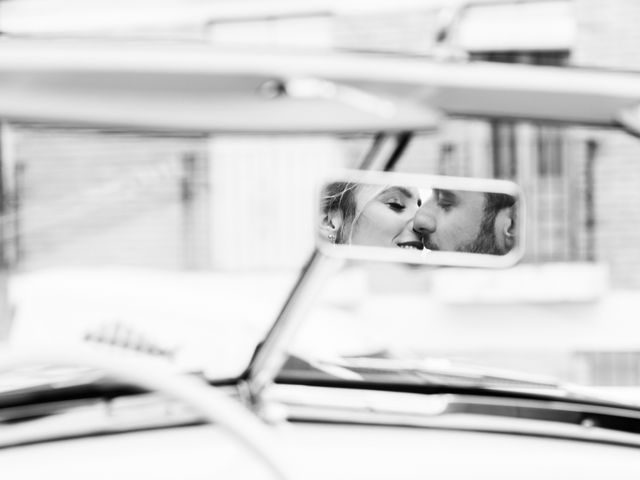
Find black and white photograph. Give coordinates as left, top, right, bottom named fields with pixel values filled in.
left=1, top=0, right=640, bottom=478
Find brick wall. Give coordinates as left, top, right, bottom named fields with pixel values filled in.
left=573, top=0, right=640, bottom=287
left=6, top=126, right=211, bottom=271
left=334, top=3, right=640, bottom=285
left=7, top=2, right=640, bottom=285
left=333, top=10, right=437, bottom=54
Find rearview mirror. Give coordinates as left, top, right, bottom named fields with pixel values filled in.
left=317, top=171, right=524, bottom=268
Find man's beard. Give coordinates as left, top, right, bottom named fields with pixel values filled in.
left=458, top=229, right=502, bottom=255
left=422, top=213, right=506, bottom=255
left=458, top=212, right=505, bottom=255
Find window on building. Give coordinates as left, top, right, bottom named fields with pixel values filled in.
left=468, top=51, right=592, bottom=263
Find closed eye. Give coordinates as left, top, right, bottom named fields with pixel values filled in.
left=377, top=186, right=416, bottom=213
left=435, top=191, right=456, bottom=211
left=386, top=199, right=406, bottom=212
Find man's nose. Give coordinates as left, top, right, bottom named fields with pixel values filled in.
left=413, top=205, right=436, bottom=236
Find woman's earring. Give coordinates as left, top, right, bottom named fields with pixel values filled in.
left=328, top=234, right=336, bottom=243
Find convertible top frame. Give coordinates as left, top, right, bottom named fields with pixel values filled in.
left=0, top=39, right=639, bottom=134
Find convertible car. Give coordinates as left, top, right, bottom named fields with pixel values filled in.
left=1, top=31, right=640, bottom=479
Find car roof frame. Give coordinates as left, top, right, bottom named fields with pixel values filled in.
left=0, top=39, right=640, bottom=134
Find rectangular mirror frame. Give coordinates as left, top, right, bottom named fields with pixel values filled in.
left=316, top=170, right=525, bottom=268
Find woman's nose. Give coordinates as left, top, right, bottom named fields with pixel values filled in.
left=413, top=205, right=436, bottom=235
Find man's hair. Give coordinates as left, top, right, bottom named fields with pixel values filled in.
left=485, top=192, right=515, bottom=214
left=463, top=192, right=515, bottom=255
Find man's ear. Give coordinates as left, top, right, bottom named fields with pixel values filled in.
left=320, top=209, right=344, bottom=242
left=494, top=206, right=515, bottom=253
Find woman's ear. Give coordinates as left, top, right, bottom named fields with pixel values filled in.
left=494, top=206, right=515, bottom=253
left=320, top=209, right=344, bottom=243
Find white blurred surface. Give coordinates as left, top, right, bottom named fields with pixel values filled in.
left=7, top=268, right=296, bottom=378
left=2, top=421, right=640, bottom=480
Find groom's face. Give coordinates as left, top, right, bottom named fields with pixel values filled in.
left=413, top=189, right=504, bottom=254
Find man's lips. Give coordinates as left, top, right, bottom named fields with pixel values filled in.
left=420, top=237, right=439, bottom=251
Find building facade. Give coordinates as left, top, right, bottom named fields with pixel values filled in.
left=4, top=0, right=640, bottom=289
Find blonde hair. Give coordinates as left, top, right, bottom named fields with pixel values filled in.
left=321, top=182, right=389, bottom=244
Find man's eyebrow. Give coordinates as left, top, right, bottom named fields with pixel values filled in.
left=434, top=188, right=454, bottom=196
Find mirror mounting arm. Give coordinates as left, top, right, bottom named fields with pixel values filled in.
left=241, top=250, right=344, bottom=406
left=382, top=132, right=413, bottom=172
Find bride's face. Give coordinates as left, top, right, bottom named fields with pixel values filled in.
left=348, top=186, right=423, bottom=249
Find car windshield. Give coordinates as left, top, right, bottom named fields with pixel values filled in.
left=3, top=118, right=640, bottom=407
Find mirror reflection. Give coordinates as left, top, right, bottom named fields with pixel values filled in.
left=319, top=181, right=517, bottom=256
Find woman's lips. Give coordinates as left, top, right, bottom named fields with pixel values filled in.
left=397, top=241, right=424, bottom=250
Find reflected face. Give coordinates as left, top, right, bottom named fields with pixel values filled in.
left=349, top=186, right=423, bottom=249
left=413, top=189, right=488, bottom=252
